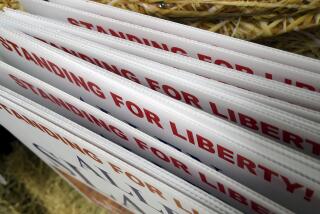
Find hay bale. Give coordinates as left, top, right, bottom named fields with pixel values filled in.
left=94, top=0, right=320, bottom=20
left=256, top=26, right=320, bottom=59
left=94, top=0, right=320, bottom=40
left=0, top=0, right=22, bottom=10
left=180, top=10, right=320, bottom=40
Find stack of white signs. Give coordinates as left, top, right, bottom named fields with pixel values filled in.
left=0, top=0, right=319, bottom=213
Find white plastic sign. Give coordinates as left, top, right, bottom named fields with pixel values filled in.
left=0, top=63, right=292, bottom=214
left=0, top=88, right=238, bottom=214
left=53, top=168, right=134, bottom=214
left=3, top=9, right=320, bottom=112
left=1, top=20, right=319, bottom=158
left=19, top=0, right=320, bottom=94
left=0, top=28, right=319, bottom=213
left=55, top=0, right=320, bottom=74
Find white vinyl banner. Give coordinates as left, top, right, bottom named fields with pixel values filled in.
left=0, top=20, right=319, bottom=158
left=53, top=0, right=320, bottom=74
left=0, top=65, right=292, bottom=214
left=19, top=0, right=320, bottom=94
left=0, top=28, right=319, bottom=213
left=3, top=9, right=320, bottom=112
left=0, top=89, right=237, bottom=214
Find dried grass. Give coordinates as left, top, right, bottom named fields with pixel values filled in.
left=95, top=0, right=320, bottom=19
left=181, top=10, right=320, bottom=40
left=0, top=0, right=22, bottom=10
left=94, top=0, right=320, bottom=40
left=256, top=26, right=320, bottom=59
left=0, top=142, right=108, bottom=214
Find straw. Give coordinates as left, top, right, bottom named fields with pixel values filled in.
left=256, top=26, right=320, bottom=59
left=180, top=10, right=320, bottom=40
left=0, top=0, right=22, bottom=10
left=94, top=0, right=320, bottom=19
left=93, top=0, right=320, bottom=40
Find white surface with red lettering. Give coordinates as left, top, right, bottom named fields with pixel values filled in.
left=0, top=28, right=319, bottom=213
left=19, top=0, right=320, bottom=94
left=53, top=0, right=320, bottom=74
left=3, top=9, right=320, bottom=112
left=0, top=20, right=319, bottom=158
left=0, top=88, right=236, bottom=214
left=0, top=65, right=292, bottom=214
